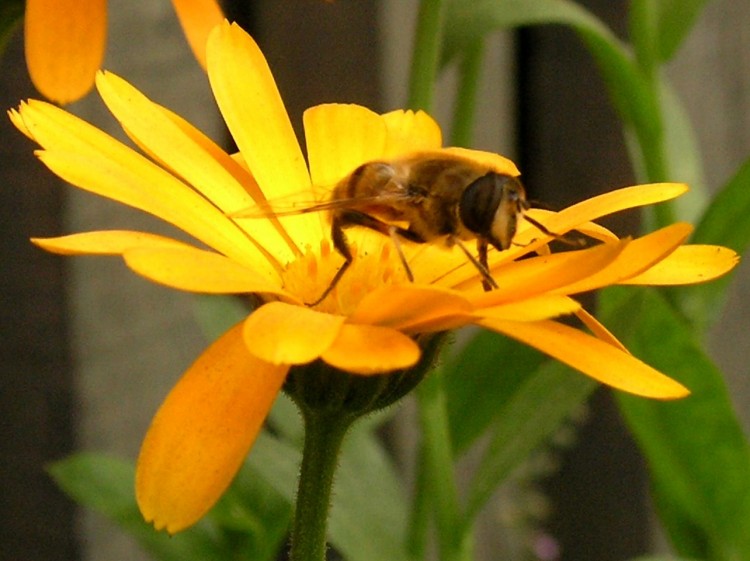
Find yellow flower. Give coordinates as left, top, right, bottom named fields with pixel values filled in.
left=23, top=0, right=223, bottom=104
left=10, top=21, right=737, bottom=533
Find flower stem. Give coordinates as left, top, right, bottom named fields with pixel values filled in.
left=451, top=39, right=485, bottom=148
left=416, top=371, right=472, bottom=561
left=289, top=409, right=353, bottom=561
left=407, top=0, right=446, bottom=111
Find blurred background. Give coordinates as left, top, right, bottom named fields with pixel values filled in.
left=1, top=0, right=748, bottom=560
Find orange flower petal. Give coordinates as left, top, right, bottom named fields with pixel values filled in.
left=513, top=183, right=689, bottom=250
left=123, top=246, right=289, bottom=296
left=304, top=104, right=387, bottom=188
left=13, top=100, right=275, bottom=277
left=622, top=245, right=739, bottom=285
left=207, top=22, right=319, bottom=241
left=554, top=223, right=693, bottom=295
left=348, top=285, right=473, bottom=331
left=467, top=238, right=627, bottom=307
left=154, top=103, right=302, bottom=258
left=170, top=0, right=224, bottom=70
left=243, top=302, right=345, bottom=365
left=381, top=109, right=442, bottom=157
left=477, top=318, right=689, bottom=399
left=476, top=295, right=581, bottom=322
left=94, top=71, right=296, bottom=265
left=321, top=324, right=420, bottom=375
left=442, top=147, right=520, bottom=176
left=136, top=322, right=288, bottom=533
left=575, top=308, right=629, bottom=352
left=31, top=230, right=193, bottom=255
left=24, top=0, right=106, bottom=104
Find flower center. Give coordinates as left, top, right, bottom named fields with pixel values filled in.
left=282, top=239, right=406, bottom=314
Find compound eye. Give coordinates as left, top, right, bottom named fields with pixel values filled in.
left=459, top=173, right=508, bottom=236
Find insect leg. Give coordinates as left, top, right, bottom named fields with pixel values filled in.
left=307, top=214, right=354, bottom=306
left=454, top=238, right=498, bottom=291
left=340, top=210, right=423, bottom=282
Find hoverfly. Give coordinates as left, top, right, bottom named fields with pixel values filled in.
left=235, top=150, right=554, bottom=305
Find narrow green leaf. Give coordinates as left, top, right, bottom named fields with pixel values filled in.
left=444, top=0, right=613, bottom=63
left=48, top=454, right=226, bottom=561
left=693, top=155, right=750, bottom=252
left=629, top=0, right=660, bottom=78
left=465, top=361, right=596, bottom=521
left=444, top=0, right=662, bottom=185
left=654, top=0, right=711, bottom=61
left=677, top=156, right=750, bottom=329
left=602, top=287, right=750, bottom=560
left=443, top=328, right=547, bottom=454
left=659, top=78, right=707, bottom=222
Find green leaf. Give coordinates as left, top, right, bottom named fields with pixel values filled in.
left=0, top=0, right=23, bottom=57
left=192, top=294, right=249, bottom=341
left=601, top=287, right=750, bottom=560
left=677, top=156, right=750, bottom=329
left=443, top=329, right=548, bottom=454
left=659, top=76, right=707, bottom=223
left=210, top=461, right=292, bottom=560
left=653, top=0, right=711, bottom=61
left=48, top=454, right=226, bottom=561
left=465, top=360, right=596, bottom=521
left=693, top=155, right=750, bottom=252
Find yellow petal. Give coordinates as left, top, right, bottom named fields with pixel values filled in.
left=553, top=223, right=693, bottom=295
left=513, top=183, right=689, bottom=249
left=243, top=302, right=345, bottom=365
left=348, top=285, right=473, bottom=332
left=442, top=147, right=520, bottom=176
left=96, top=71, right=252, bottom=213
left=522, top=209, right=620, bottom=243
left=94, top=71, right=297, bottom=264
left=206, top=22, right=319, bottom=241
left=170, top=0, right=224, bottom=70
left=476, top=295, right=581, bottom=322
left=136, top=322, right=288, bottom=533
left=124, top=246, right=289, bottom=296
left=468, top=238, right=627, bottom=307
left=321, top=324, right=420, bottom=375
left=622, top=245, right=740, bottom=285
left=155, top=102, right=302, bottom=259
left=14, top=100, right=276, bottom=277
left=31, top=230, right=193, bottom=255
left=24, top=0, right=106, bottom=104
left=381, top=109, right=442, bottom=157
left=574, top=308, right=629, bottom=352
left=304, top=103, right=387, bottom=188
left=477, top=318, right=689, bottom=399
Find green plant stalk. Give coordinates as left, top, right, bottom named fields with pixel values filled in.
left=450, top=39, right=485, bottom=148
left=416, top=372, right=472, bottom=561
left=625, top=0, right=673, bottom=225
left=288, top=409, right=353, bottom=561
left=406, top=448, right=431, bottom=560
left=407, top=0, right=446, bottom=111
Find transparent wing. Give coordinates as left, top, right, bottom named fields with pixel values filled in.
left=230, top=189, right=415, bottom=219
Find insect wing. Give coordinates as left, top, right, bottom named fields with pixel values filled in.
left=230, top=190, right=414, bottom=219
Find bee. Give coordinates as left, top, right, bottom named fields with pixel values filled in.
left=237, top=150, right=553, bottom=305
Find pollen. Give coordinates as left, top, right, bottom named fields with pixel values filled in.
left=281, top=237, right=408, bottom=315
